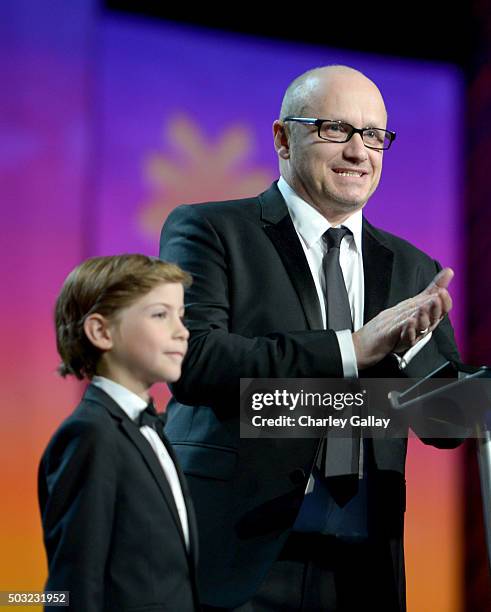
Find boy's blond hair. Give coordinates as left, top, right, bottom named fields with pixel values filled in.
left=55, top=254, right=191, bottom=380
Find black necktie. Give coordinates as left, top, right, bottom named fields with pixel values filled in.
left=317, top=227, right=361, bottom=489
left=322, top=227, right=353, bottom=332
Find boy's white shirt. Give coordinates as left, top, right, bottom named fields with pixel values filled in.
left=92, top=375, right=190, bottom=550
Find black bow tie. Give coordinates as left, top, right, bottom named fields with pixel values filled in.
left=137, top=399, right=166, bottom=432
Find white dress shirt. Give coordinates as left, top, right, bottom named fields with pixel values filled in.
left=92, top=376, right=190, bottom=550
left=277, top=176, right=431, bottom=375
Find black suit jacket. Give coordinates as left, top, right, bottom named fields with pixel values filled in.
left=38, top=384, right=200, bottom=612
left=159, top=182, right=461, bottom=609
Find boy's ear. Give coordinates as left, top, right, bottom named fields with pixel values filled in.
left=83, top=314, right=113, bottom=350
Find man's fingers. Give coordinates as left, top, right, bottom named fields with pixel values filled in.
left=399, top=316, right=418, bottom=347
left=428, top=294, right=443, bottom=323
left=437, top=287, right=452, bottom=314
left=416, top=309, right=431, bottom=333
left=397, top=290, right=451, bottom=328
left=424, top=267, right=454, bottom=294
left=394, top=297, right=435, bottom=335
left=366, top=269, right=454, bottom=361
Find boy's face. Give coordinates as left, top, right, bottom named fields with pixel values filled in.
left=104, top=282, right=189, bottom=396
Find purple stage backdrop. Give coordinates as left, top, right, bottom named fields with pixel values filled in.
left=97, top=18, right=464, bottom=327
left=0, top=3, right=465, bottom=610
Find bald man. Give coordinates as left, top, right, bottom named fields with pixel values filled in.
left=160, top=66, right=461, bottom=611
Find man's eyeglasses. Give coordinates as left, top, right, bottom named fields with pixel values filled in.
left=282, top=117, right=396, bottom=151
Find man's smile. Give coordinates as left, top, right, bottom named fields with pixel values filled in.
left=332, top=168, right=367, bottom=178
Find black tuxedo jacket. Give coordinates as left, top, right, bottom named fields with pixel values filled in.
left=159, top=182, right=461, bottom=609
left=38, top=384, right=200, bottom=611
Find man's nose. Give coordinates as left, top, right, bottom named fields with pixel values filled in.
left=342, top=132, right=368, bottom=162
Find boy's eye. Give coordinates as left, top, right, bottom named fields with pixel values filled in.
left=153, top=312, right=167, bottom=319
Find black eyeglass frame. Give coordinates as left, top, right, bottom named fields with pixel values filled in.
left=282, top=116, right=396, bottom=150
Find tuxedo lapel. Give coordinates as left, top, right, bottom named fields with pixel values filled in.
left=260, top=184, right=323, bottom=330
left=119, top=420, right=189, bottom=549
left=362, top=219, right=394, bottom=324
left=154, top=418, right=200, bottom=568
left=258, top=186, right=394, bottom=329
left=83, top=385, right=190, bottom=557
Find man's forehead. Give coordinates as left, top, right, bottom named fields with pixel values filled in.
left=303, top=76, right=387, bottom=124
left=304, top=67, right=380, bottom=95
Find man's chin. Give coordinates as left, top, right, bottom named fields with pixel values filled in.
left=321, top=186, right=369, bottom=210
left=331, top=197, right=367, bottom=214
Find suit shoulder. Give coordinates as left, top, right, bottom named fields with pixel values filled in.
left=165, top=194, right=261, bottom=226
left=41, top=401, right=116, bottom=464
left=365, top=220, right=439, bottom=267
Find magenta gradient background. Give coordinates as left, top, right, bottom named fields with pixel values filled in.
left=0, top=2, right=465, bottom=610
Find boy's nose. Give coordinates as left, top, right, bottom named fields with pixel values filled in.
left=175, top=318, right=189, bottom=340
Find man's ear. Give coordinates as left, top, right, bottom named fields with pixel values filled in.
left=83, top=314, right=113, bottom=351
left=273, top=120, right=291, bottom=160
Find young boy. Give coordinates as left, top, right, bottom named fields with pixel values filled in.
left=38, top=254, right=200, bottom=611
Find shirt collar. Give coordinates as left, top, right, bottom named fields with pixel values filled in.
left=92, top=376, right=147, bottom=421
left=277, top=176, right=363, bottom=253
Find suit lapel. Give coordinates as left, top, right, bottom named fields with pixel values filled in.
left=260, top=184, right=323, bottom=330
left=259, top=185, right=395, bottom=329
left=153, top=420, right=200, bottom=569
left=119, top=420, right=189, bottom=548
left=83, top=385, right=192, bottom=559
left=362, top=219, right=394, bottom=323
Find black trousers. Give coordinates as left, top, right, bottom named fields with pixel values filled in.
left=202, top=532, right=404, bottom=612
